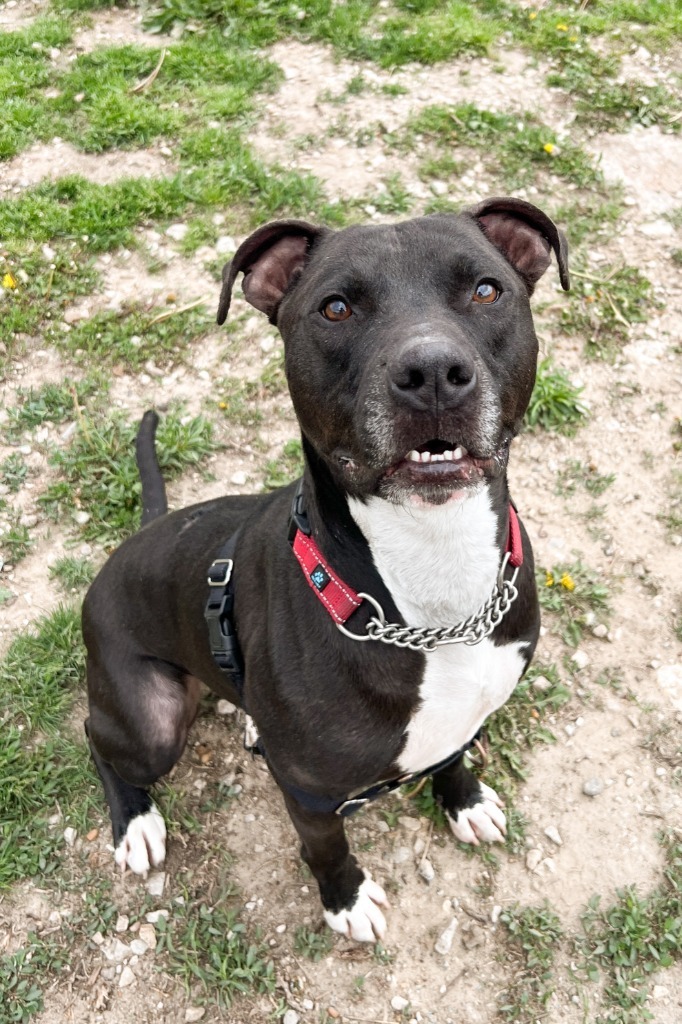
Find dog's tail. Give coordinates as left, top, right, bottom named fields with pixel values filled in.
left=136, top=410, right=168, bottom=525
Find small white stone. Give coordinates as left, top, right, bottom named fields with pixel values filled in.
left=398, top=816, right=421, bottom=831
left=74, top=510, right=91, bottom=526
left=216, top=699, right=237, bottom=715
left=166, top=223, right=188, bottom=241
left=283, top=1011, right=300, bottom=1024
left=185, top=1010, right=206, bottom=1023
left=652, top=985, right=669, bottom=1000
left=103, top=939, right=130, bottom=963
left=435, top=917, right=458, bottom=955
left=146, top=872, right=166, bottom=897
left=491, top=905, right=502, bottom=924
left=391, top=996, right=410, bottom=1012
left=216, top=236, right=236, bottom=254
left=544, top=825, right=562, bottom=846
left=526, top=848, right=543, bottom=872
left=230, top=471, right=248, bottom=486
left=418, top=858, right=435, bottom=884
left=532, top=674, right=552, bottom=692
left=63, top=827, right=77, bottom=847
left=138, top=923, right=156, bottom=948
left=129, top=939, right=148, bottom=956
left=592, top=624, right=608, bottom=638
left=275, top=924, right=287, bottom=933
left=145, top=910, right=169, bottom=924
left=571, top=650, right=590, bottom=670
left=115, top=914, right=129, bottom=932
left=119, top=966, right=136, bottom=988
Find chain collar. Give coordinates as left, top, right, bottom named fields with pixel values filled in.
left=336, top=551, right=520, bottom=652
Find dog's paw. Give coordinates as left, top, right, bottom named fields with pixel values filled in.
left=114, top=806, right=167, bottom=875
left=446, top=783, right=506, bottom=845
left=323, top=875, right=389, bottom=943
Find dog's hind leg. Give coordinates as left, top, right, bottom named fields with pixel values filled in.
left=85, top=657, right=201, bottom=874
left=432, top=753, right=507, bottom=846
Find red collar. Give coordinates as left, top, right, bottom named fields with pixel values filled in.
left=291, top=498, right=523, bottom=627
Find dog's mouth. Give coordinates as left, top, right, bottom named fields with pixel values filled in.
left=384, top=438, right=492, bottom=485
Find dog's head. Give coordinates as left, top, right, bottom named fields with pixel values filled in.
left=218, top=198, right=569, bottom=505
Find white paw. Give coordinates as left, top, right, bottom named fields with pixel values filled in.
left=447, top=782, right=507, bottom=845
left=323, top=875, right=389, bottom=943
left=114, top=806, right=167, bottom=875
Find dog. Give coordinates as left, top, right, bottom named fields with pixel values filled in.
left=82, top=197, right=569, bottom=942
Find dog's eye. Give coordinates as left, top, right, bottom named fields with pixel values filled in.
left=473, top=281, right=499, bottom=304
left=321, top=297, right=352, bottom=322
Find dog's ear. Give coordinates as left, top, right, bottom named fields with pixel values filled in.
left=217, top=220, right=323, bottom=325
left=469, top=197, right=570, bottom=293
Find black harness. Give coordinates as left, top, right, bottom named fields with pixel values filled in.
left=203, top=492, right=478, bottom=817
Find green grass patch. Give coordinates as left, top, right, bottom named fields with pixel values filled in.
left=40, top=410, right=215, bottom=546
left=49, top=554, right=97, bottom=591
left=0, top=517, right=32, bottom=565
left=580, top=830, right=682, bottom=1023
left=55, top=304, right=214, bottom=369
left=0, top=932, right=66, bottom=1023
left=405, top=103, right=602, bottom=191
left=525, top=357, right=588, bottom=435
left=263, top=438, right=303, bottom=491
left=560, top=263, right=654, bottom=360
left=556, top=460, right=616, bottom=498
left=499, top=902, right=564, bottom=1022
left=1, top=453, right=28, bottom=493
left=155, top=886, right=275, bottom=1008
left=538, top=562, right=611, bottom=647
left=5, top=375, right=108, bottom=437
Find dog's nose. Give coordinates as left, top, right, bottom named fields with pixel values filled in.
left=388, top=339, right=477, bottom=413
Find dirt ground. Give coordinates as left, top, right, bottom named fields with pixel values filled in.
left=1, top=4, right=681, bottom=1024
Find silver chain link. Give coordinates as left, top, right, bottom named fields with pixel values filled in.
left=337, top=553, right=520, bottom=652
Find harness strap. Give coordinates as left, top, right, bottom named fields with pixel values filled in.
left=204, top=529, right=245, bottom=702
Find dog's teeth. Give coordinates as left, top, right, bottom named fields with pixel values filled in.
left=453, top=446, right=466, bottom=460
left=431, top=453, right=444, bottom=462
left=407, top=450, right=421, bottom=462
left=420, top=452, right=431, bottom=463
left=443, top=450, right=454, bottom=460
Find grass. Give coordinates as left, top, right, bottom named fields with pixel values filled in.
left=405, top=103, right=602, bottom=192
left=0, top=519, right=32, bottom=565
left=525, top=357, right=588, bottom=435
left=5, top=376, right=108, bottom=436
left=556, top=460, right=616, bottom=498
left=579, top=831, right=682, bottom=1022
left=39, top=409, right=215, bottom=546
left=49, top=555, right=96, bottom=591
left=559, top=263, right=654, bottom=360
left=499, top=902, right=564, bottom=1022
left=0, top=933, right=65, bottom=1024
left=0, top=604, right=96, bottom=891
left=1, top=454, right=28, bottom=493
left=263, top=438, right=304, bottom=490
left=538, top=561, right=611, bottom=647
left=293, top=925, right=334, bottom=962
left=155, top=886, right=276, bottom=1008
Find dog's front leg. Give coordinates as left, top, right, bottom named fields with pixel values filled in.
left=432, top=753, right=507, bottom=846
left=280, top=787, right=388, bottom=942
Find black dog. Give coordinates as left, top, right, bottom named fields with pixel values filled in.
left=83, top=197, right=569, bottom=941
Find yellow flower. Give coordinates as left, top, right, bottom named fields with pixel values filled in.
left=529, top=11, right=538, bottom=19
left=560, top=573, right=575, bottom=591
left=569, top=35, right=578, bottom=42
left=545, top=572, right=555, bottom=587
left=543, top=142, right=555, bottom=154
left=556, top=23, right=569, bottom=32
left=218, top=401, right=227, bottom=410
left=2, top=272, right=17, bottom=289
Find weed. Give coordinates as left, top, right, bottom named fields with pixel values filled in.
left=1, top=453, right=28, bottom=493
left=55, top=304, right=213, bottom=369
left=580, top=831, right=682, bottom=1022
left=155, top=888, right=275, bottom=1007
left=0, top=518, right=32, bottom=564
left=370, top=174, right=413, bottom=215
left=0, top=933, right=65, bottom=1023
left=556, top=460, right=615, bottom=498
left=499, top=902, right=563, bottom=1022
left=406, top=104, right=601, bottom=190
left=484, top=663, right=570, bottom=797
left=538, top=562, right=611, bottom=647
left=49, top=555, right=97, bottom=591
left=6, top=376, right=108, bottom=436
left=40, top=410, right=215, bottom=546
left=293, top=925, right=334, bottom=962
left=263, top=439, right=304, bottom=490
left=525, top=357, right=588, bottom=435
left=560, top=263, right=654, bottom=360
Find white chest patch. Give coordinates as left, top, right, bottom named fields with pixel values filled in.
left=348, top=487, right=528, bottom=774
